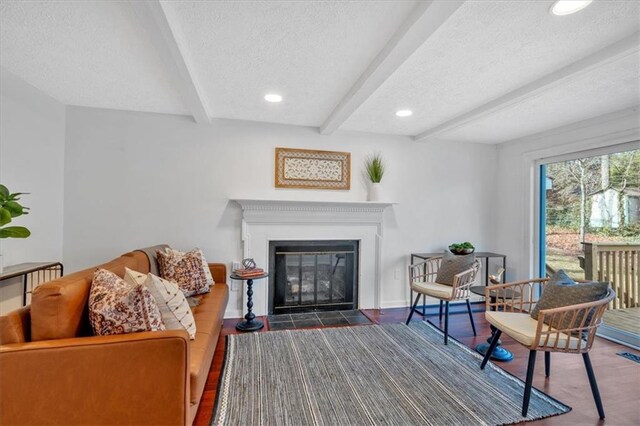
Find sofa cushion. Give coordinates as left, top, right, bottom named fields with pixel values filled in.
left=165, top=247, right=214, bottom=286
left=157, top=249, right=210, bottom=297
left=30, top=273, right=92, bottom=341
left=30, top=252, right=150, bottom=341
left=134, top=244, right=170, bottom=276
left=124, top=268, right=196, bottom=339
left=89, top=269, right=165, bottom=336
left=188, top=284, right=229, bottom=405
left=435, top=251, right=475, bottom=286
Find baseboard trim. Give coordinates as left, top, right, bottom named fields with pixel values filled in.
left=224, top=309, right=243, bottom=319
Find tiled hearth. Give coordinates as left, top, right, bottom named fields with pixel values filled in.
left=267, top=310, right=371, bottom=330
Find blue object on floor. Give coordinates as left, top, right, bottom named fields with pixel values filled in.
left=476, top=342, right=514, bottom=362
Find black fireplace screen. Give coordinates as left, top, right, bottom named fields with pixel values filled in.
left=269, top=240, right=359, bottom=314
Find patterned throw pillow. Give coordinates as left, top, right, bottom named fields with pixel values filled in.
left=124, top=268, right=196, bottom=340
left=89, top=269, right=165, bottom=336
left=165, top=247, right=214, bottom=286
left=435, top=251, right=476, bottom=286
left=531, top=278, right=609, bottom=331
left=157, top=249, right=210, bottom=297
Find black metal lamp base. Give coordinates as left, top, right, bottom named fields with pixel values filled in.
left=236, top=319, right=264, bottom=332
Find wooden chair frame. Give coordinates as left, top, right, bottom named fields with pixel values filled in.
left=479, top=278, right=616, bottom=419
left=406, top=257, right=481, bottom=344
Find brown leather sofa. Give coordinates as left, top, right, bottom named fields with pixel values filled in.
left=0, top=248, right=229, bottom=425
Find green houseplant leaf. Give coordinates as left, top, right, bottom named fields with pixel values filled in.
left=0, top=226, right=31, bottom=238
left=0, top=208, right=11, bottom=226
left=0, top=185, right=31, bottom=239
left=3, top=201, right=27, bottom=217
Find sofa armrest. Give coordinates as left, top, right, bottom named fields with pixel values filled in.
left=0, top=330, right=190, bottom=425
left=208, top=262, right=227, bottom=284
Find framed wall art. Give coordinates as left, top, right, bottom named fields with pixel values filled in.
left=275, top=148, right=351, bottom=190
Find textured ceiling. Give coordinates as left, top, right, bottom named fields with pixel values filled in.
left=161, top=0, right=417, bottom=126
left=441, top=53, right=640, bottom=143
left=0, top=1, right=188, bottom=115
left=0, top=0, right=638, bottom=144
left=341, top=0, right=640, bottom=136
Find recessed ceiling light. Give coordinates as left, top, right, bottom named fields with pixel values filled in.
left=264, top=94, right=283, bottom=103
left=550, top=0, right=593, bottom=16
left=395, top=109, right=413, bottom=117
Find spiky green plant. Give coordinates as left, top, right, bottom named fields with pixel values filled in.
left=364, top=153, right=385, bottom=183
left=0, top=185, right=30, bottom=238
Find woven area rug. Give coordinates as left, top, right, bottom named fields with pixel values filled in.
left=213, top=322, right=570, bottom=425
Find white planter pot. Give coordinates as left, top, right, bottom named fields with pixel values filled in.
left=368, top=182, right=382, bottom=202
left=0, top=254, right=3, bottom=274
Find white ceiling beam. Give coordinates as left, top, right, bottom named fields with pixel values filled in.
left=414, top=32, right=640, bottom=142
left=319, top=0, right=465, bottom=135
left=129, top=0, right=210, bottom=124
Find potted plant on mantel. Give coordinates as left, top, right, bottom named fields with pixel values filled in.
left=0, top=185, right=31, bottom=273
left=364, top=153, right=385, bottom=202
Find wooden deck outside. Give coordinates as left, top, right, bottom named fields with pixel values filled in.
left=583, top=242, right=640, bottom=310
left=603, top=307, right=640, bottom=335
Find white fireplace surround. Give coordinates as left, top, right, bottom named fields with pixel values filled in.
left=232, top=199, right=395, bottom=316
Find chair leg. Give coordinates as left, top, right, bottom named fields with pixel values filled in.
left=443, top=301, right=449, bottom=345
left=522, top=350, right=537, bottom=417
left=439, top=300, right=443, bottom=321
left=422, top=295, right=426, bottom=316
left=480, top=329, right=502, bottom=369
left=466, top=299, right=476, bottom=336
left=545, top=351, right=550, bottom=377
left=405, top=293, right=421, bottom=325
left=583, top=352, right=605, bottom=419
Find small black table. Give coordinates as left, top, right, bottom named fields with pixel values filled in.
left=231, top=272, right=269, bottom=332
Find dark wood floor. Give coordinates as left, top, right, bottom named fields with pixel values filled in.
left=194, top=306, right=640, bottom=426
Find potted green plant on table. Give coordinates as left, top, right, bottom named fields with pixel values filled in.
left=364, top=153, right=385, bottom=201
left=0, top=185, right=31, bottom=273
left=448, top=242, right=475, bottom=255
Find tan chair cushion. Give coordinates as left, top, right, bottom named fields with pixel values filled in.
left=411, top=281, right=454, bottom=300
left=486, top=311, right=585, bottom=350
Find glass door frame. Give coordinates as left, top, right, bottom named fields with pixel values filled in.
left=534, top=141, right=640, bottom=349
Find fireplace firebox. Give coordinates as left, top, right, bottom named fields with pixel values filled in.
left=268, top=240, right=359, bottom=314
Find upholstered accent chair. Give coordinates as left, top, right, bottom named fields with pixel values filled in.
left=479, top=278, right=615, bottom=419
left=405, top=257, right=481, bottom=344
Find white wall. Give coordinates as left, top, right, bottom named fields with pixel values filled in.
left=0, top=69, right=66, bottom=313
left=64, top=106, right=498, bottom=316
left=496, top=107, right=640, bottom=282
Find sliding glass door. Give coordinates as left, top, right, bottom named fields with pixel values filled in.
left=539, top=146, right=640, bottom=349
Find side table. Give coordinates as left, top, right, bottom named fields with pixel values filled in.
left=0, top=262, right=64, bottom=306
left=231, top=272, right=269, bottom=332
left=470, top=285, right=516, bottom=361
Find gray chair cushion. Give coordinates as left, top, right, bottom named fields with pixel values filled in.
left=435, top=251, right=475, bottom=286
left=531, top=276, right=609, bottom=331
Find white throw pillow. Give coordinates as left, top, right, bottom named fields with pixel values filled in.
left=165, top=247, right=214, bottom=286
left=124, top=267, right=197, bottom=339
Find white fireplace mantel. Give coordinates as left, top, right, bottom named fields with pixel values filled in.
left=231, top=198, right=395, bottom=315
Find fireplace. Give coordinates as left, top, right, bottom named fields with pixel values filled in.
left=268, top=240, right=359, bottom=314
left=231, top=199, right=393, bottom=317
